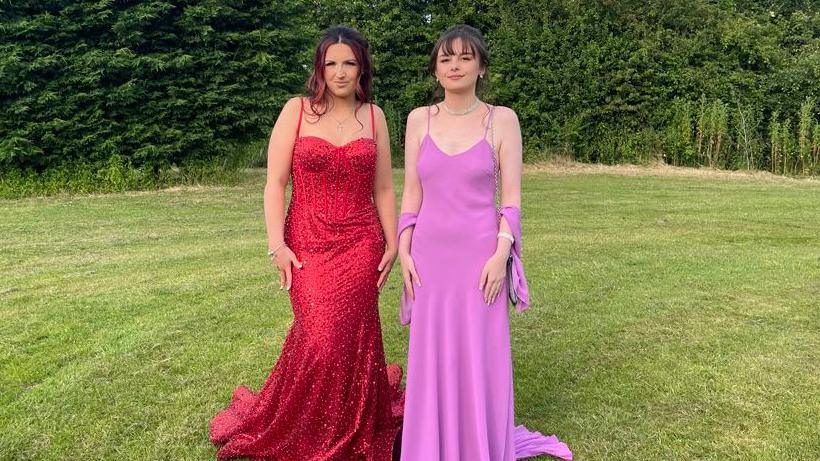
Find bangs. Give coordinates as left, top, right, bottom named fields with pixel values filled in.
left=437, top=33, right=480, bottom=58
left=426, top=24, right=489, bottom=95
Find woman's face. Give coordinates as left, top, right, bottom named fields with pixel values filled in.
left=434, top=38, right=483, bottom=94
left=323, top=43, right=360, bottom=99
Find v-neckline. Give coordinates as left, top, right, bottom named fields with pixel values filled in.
left=424, top=134, right=489, bottom=158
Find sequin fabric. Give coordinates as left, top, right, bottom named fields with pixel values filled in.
left=209, top=132, right=404, bottom=460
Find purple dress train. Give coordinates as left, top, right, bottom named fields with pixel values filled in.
left=398, top=106, right=572, bottom=461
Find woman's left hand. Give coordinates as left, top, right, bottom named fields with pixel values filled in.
left=479, top=251, right=508, bottom=305
left=377, top=246, right=398, bottom=292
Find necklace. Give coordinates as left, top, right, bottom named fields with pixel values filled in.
left=330, top=107, right=355, bottom=134
left=442, top=97, right=480, bottom=116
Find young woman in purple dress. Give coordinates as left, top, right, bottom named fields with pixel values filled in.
left=396, top=24, right=573, bottom=461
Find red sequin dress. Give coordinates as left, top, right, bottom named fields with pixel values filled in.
left=210, top=99, right=404, bottom=460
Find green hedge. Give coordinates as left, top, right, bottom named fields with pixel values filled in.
left=325, top=0, right=820, bottom=171
left=0, top=0, right=310, bottom=173
left=2, top=0, right=819, bottom=194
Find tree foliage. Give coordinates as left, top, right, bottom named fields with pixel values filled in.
left=0, top=0, right=311, bottom=172
left=1, top=0, right=819, bottom=183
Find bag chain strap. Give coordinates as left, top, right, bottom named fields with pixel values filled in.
left=489, top=106, right=500, bottom=211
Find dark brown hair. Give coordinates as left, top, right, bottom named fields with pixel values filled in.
left=429, top=24, right=490, bottom=104
left=305, top=26, right=373, bottom=120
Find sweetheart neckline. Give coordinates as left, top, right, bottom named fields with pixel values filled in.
left=295, top=135, right=375, bottom=149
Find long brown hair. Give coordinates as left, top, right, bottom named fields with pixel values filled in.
left=305, top=26, right=373, bottom=123
left=429, top=24, right=490, bottom=105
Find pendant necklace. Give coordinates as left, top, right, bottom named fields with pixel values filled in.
left=330, top=107, right=355, bottom=134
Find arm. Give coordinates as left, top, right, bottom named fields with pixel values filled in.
left=264, top=96, right=303, bottom=290
left=398, top=107, right=427, bottom=298
left=480, top=107, right=523, bottom=304
left=398, top=107, right=425, bottom=248
left=496, top=106, right=523, bottom=255
left=372, top=104, right=398, bottom=290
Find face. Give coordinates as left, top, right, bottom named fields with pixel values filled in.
left=434, top=38, right=483, bottom=93
left=323, top=43, right=360, bottom=98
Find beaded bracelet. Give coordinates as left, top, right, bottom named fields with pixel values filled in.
left=497, top=232, right=514, bottom=244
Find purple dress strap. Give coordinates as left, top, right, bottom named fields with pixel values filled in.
left=484, top=104, right=495, bottom=138
left=499, top=205, right=530, bottom=312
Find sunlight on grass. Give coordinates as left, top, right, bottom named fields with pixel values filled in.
left=1, top=168, right=818, bottom=460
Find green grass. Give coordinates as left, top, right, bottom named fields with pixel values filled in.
left=1, top=168, right=818, bottom=460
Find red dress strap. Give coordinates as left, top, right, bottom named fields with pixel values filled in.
left=296, top=97, right=304, bottom=137
left=369, top=103, right=376, bottom=140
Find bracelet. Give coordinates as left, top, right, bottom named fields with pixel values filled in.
left=497, top=232, right=514, bottom=244
left=267, top=242, right=287, bottom=258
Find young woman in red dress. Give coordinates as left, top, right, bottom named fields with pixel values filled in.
left=209, top=26, right=403, bottom=460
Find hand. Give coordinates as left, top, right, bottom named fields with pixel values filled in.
left=399, top=250, right=422, bottom=300
left=271, top=246, right=303, bottom=290
left=377, top=247, right=398, bottom=292
left=479, top=251, right=508, bottom=305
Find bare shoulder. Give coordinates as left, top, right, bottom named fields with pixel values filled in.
left=369, top=102, right=386, bottom=122
left=283, top=96, right=303, bottom=111
left=491, top=105, right=520, bottom=127
left=369, top=102, right=384, bottom=115
left=278, top=96, right=304, bottom=118
left=270, top=97, right=303, bottom=131
left=407, top=106, right=430, bottom=128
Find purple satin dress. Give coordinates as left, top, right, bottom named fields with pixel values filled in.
left=398, top=106, right=572, bottom=461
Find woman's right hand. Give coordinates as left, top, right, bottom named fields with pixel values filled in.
left=271, top=246, right=302, bottom=290
left=399, top=250, right=422, bottom=299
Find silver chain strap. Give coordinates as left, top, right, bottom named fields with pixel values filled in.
left=489, top=106, right=500, bottom=211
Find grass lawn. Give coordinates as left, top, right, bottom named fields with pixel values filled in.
left=1, top=166, right=819, bottom=460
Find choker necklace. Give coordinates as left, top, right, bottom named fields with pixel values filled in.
left=442, top=97, right=480, bottom=116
